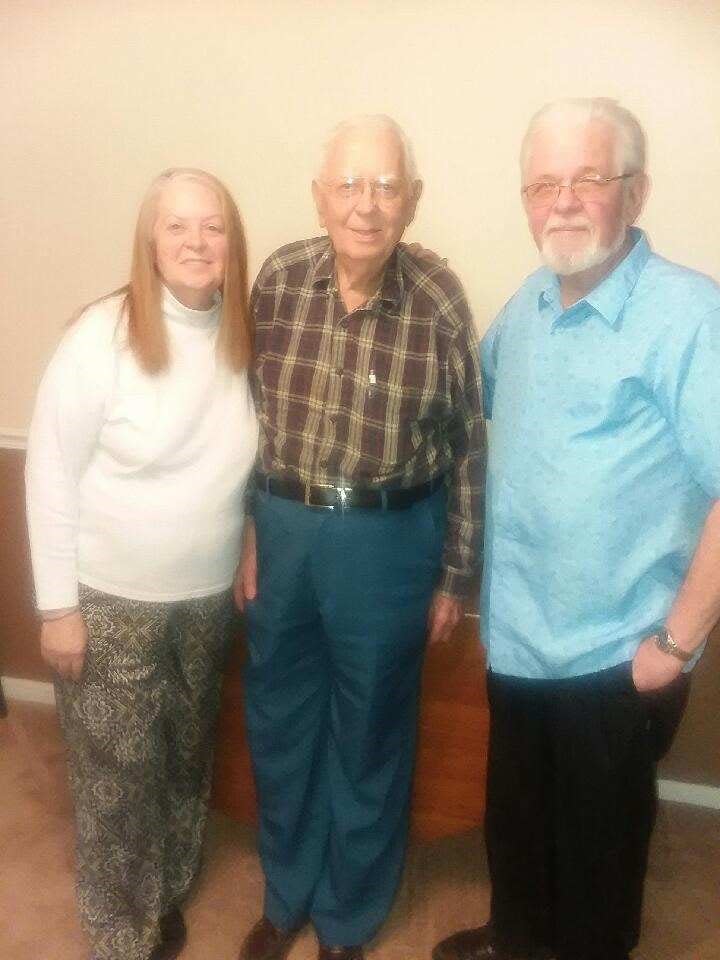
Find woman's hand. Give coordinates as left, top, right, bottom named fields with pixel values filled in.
left=233, top=518, right=257, bottom=611
left=40, top=611, right=88, bottom=681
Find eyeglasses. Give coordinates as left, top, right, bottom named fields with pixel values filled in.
left=522, top=174, right=635, bottom=208
left=320, top=176, right=407, bottom=204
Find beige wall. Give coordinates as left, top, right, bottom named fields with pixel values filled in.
left=2, top=0, right=720, bottom=428
left=2, top=1, right=720, bottom=786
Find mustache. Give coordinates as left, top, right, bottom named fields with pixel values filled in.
left=543, top=218, right=593, bottom=235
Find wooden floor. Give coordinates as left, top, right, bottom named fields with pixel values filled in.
left=2, top=700, right=719, bottom=960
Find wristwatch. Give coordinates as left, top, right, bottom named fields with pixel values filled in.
left=653, top=626, right=693, bottom=662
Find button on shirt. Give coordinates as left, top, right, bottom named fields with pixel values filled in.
left=481, top=229, right=720, bottom=678
left=251, top=236, right=486, bottom=599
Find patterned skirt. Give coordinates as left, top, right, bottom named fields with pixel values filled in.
left=55, top=584, right=234, bottom=960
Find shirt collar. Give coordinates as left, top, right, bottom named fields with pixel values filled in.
left=310, top=238, right=404, bottom=309
left=376, top=248, right=404, bottom=307
left=539, top=227, right=651, bottom=329
left=161, top=285, right=221, bottom=328
left=310, top=240, right=336, bottom=287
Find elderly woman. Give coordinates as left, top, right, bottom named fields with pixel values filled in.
left=25, top=168, right=257, bottom=960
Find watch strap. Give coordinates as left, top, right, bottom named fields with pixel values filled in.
left=654, top=627, right=693, bottom=663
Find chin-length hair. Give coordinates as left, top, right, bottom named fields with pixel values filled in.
left=123, top=167, right=251, bottom=374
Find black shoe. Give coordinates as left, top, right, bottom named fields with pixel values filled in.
left=433, top=924, right=554, bottom=960
left=150, top=907, right=187, bottom=960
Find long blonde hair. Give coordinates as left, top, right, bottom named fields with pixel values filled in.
left=125, top=167, right=251, bottom=374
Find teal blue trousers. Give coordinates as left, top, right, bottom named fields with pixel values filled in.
left=243, top=488, right=446, bottom=947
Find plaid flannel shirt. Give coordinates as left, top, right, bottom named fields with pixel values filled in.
left=251, top=236, right=486, bottom=600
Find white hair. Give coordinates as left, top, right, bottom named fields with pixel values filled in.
left=317, top=114, right=419, bottom=181
left=520, top=98, right=647, bottom=178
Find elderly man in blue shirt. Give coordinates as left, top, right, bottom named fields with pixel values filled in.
left=435, top=98, right=720, bottom=960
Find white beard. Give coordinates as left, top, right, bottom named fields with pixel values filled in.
left=541, top=222, right=626, bottom=277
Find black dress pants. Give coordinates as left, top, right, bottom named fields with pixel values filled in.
left=485, top=663, right=689, bottom=960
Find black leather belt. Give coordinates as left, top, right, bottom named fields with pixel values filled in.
left=255, top=472, right=445, bottom=510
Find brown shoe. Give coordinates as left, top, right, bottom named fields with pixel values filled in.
left=432, top=924, right=553, bottom=960
left=317, top=946, right=365, bottom=960
left=239, top=917, right=302, bottom=960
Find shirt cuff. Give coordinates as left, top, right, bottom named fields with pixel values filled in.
left=439, top=567, right=476, bottom=603
left=34, top=582, right=80, bottom=612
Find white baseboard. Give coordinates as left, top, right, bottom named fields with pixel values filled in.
left=2, top=676, right=719, bottom=810
left=658, top=779, right=720, bottom=810
left=2, top=677, right=55, bottom=704
left=0, top=428, right=28, bottom=450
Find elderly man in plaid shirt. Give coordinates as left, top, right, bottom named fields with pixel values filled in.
left=235, top=115, right=485, bottom=960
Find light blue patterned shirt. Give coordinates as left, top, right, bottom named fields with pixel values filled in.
left=480, top=229, right=720, bottom=678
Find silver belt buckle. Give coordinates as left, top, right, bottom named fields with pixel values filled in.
left=336, top=485, right=350, bottom=510
left=305, top=481, right=341, bottom=509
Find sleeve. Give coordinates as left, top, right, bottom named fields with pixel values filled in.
left=439, top=307, right=487, bottom=601
left=479, top=306, right=505, bottom=420
left=653, top=307, right=720, bottom=498
left=244, top=267, right=273, bottom=516
left=25, top=312, right=114, bottom=610
left=248, top=271, right=264, bottom=409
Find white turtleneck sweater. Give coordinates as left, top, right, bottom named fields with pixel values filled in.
left=25, top=288, right=258, bottom=608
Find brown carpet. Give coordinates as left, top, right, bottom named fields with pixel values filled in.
left=1, top=701, right=718, bottom=960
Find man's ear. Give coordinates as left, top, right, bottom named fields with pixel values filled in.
left=626, top=172, right=650, bottom=225
left=312, top=180, right=326, bottom=228
left=405, top=179, right=424, bottom=226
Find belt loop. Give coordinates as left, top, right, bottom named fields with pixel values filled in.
left=304, top=482, right=312, bottom=506
left=380, top=489, right=389, bottom=510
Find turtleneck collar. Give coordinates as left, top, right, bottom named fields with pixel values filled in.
left=161, top=285, right=221, bottom=328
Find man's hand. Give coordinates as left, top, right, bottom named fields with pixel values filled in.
left=632, top=635, right=684, bottom=692
left=40, top=611, right=87, bottom=681
left=233, top=517, right=257, bottom=611
left=427, top=591, right=463, bottom=645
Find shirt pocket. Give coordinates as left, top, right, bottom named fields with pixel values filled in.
left=360, top=374, right=443, bottom=468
